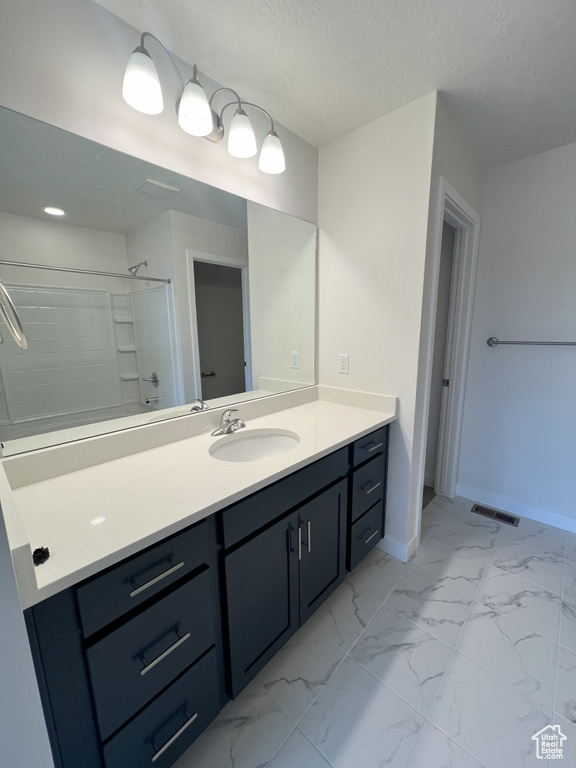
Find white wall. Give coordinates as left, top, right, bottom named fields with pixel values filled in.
left=247, top=203, right=316, bottom=390
left=458, top=142, right=576, bottom=525
left=0, top=211, right=129, bottom=292
left=0, top=0, right=317, bottom=223
left=318, top=93, right=437, bottom=556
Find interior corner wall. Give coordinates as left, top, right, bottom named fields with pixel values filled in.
left=0, top=0, right=318, bottom=223
left=457, top=142, right=576, bottom=526
left=318, top=92, right=437, bottom=553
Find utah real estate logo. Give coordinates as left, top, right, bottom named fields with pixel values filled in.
left=532, top=725, right=567, bottom=760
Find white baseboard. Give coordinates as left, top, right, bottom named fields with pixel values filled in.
left=456, top=483, right=576, bottom=535
left=377, top=532, right=418, bottom=563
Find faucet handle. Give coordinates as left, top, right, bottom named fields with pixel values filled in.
left=222, top=408, right=238, bottom=422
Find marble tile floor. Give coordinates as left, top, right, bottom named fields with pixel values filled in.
left=174, top=495, right=576, bottom=768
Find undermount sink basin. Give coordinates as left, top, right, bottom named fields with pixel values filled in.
left=209, top=428, right=300, bottom=462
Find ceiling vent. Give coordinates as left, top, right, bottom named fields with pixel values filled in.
left=134, top=178, right=181, bottom=199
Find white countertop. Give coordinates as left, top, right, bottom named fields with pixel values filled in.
left=8, top=399, right=395, bottom=607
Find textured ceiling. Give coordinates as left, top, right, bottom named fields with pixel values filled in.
left=95, top=0, right=576, bottom=168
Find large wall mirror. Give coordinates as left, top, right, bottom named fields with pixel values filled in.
left=0, top=107, right=316, bottom=456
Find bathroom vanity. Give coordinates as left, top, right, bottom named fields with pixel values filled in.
left=5, top=398, right=394, bottom=768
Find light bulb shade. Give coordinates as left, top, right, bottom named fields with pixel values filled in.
left=228, top=108, right=257, bottom=158
left=259, top=131, right=285, bottom=174
left=177, top=78, right=213, bottom=136
left=122, top=46, right=164, bottom=115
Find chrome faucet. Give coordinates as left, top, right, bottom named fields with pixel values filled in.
left=190, top=399, right=209, bottom=412
left=211, top=408, right=246, bottom=436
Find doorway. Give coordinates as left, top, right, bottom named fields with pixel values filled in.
left=419, top=177, right=481, bottom=515
left=424, top=221, right=457, bottom=504
left=187, top=254, right=252, bottom=401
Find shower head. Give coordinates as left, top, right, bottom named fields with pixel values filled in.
left=128, top=260, right=147, bottom=276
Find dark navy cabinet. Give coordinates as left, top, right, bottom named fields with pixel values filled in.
left=225, top=510, right=300, bottom=695
left=299, top=479, right=347, bottom=623
left=25, top=516, right=224, bottom=768
left=25, top=424, right=389, bottom=768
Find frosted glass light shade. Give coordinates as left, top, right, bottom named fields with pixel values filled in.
left=178, top=79, right=213, bottom=136
left=259, top=131, right=285, bottom=174
left=122, top=47, right=163, bottom=115
left=228, top=109, right=257, bottom=158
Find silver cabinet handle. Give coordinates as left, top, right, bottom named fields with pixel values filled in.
left=362, top=481, right=381, bottom=495
left=362, top=528, right=380, bottom=544
left=366, top=441, right=383, bottom=453
left=307, top=520, right=312, bottom=553
left=140, top=630, right=190, bottom=676
left=151, top=709, right=198, bottom=762
left=298, top=526, right=302, bottom=560
left=130, top=561, right=184, bottom=597
left=0, top=279, right=28, bottom=349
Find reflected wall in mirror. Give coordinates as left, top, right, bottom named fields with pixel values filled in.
left=0, top=107, right=316, bottom=455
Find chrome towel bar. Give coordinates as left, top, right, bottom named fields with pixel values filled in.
left=487, top=337, right=576, bottom=347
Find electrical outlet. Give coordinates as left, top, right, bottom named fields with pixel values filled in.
left=338, top=353, right=349, bottom=374
left=291, top=351, right=300, bottom=369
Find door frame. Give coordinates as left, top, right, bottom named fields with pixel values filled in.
left=186, top=249, right=252, bottom=399
left=424, top=177, right=481, bottom=499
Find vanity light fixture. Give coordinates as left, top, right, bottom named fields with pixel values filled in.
left=43, top=206, right=67, bottom=216
left=122, top=32, right=285, bottom=174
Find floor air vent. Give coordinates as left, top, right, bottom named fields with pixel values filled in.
left=471, top=504, right=519, bottom=527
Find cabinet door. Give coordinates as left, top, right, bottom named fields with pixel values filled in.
left=299, top=480, right=347, bottom=624
left=225, top=510, right=299, bottom=696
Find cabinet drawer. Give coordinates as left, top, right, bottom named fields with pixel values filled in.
left=351, top=454, right=386, bottom=523
left=352, top=426, right=388, bottom=467
left=87, top=569, right=214, bottom=740
left=77, top=520, right=209, bottom=637
left=222, top=447, right=348, bottom=548
left=102, top=649, right=220, bottom=768
left=349, top=503, right=383, bottom=570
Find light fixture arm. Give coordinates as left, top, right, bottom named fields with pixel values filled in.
left=209, top=86, right=242, bottom=111
left=140, top=32, right=185, bottom=92
left=211, top=93, right=275, bottom=132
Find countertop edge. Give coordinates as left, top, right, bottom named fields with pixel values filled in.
left=10, top=402, right=396, bottom=608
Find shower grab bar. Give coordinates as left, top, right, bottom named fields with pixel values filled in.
left=487, top=337, right=576, bottom=347
left=0, top=279, right=28, bottom=349
left=0, top=259, right=170, bottom=284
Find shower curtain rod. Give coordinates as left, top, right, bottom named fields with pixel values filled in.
left=0, top=259, right=170, bottom=284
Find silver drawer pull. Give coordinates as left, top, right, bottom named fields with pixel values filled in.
left=151, top=710, right=198, bottom=762
left=362, top=528, right=380, bottom=544
left=140, top=630, right=190, bottom=676
left=130, top=561, right=184, bottom=598
left=365, top=441, right=383, bottom=453
left=307, top=520, right=312, bottom=553
left=362, top=481, right=381, bottom=495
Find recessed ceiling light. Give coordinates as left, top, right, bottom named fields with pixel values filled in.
left=43, top=206, right=67, bottom=216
